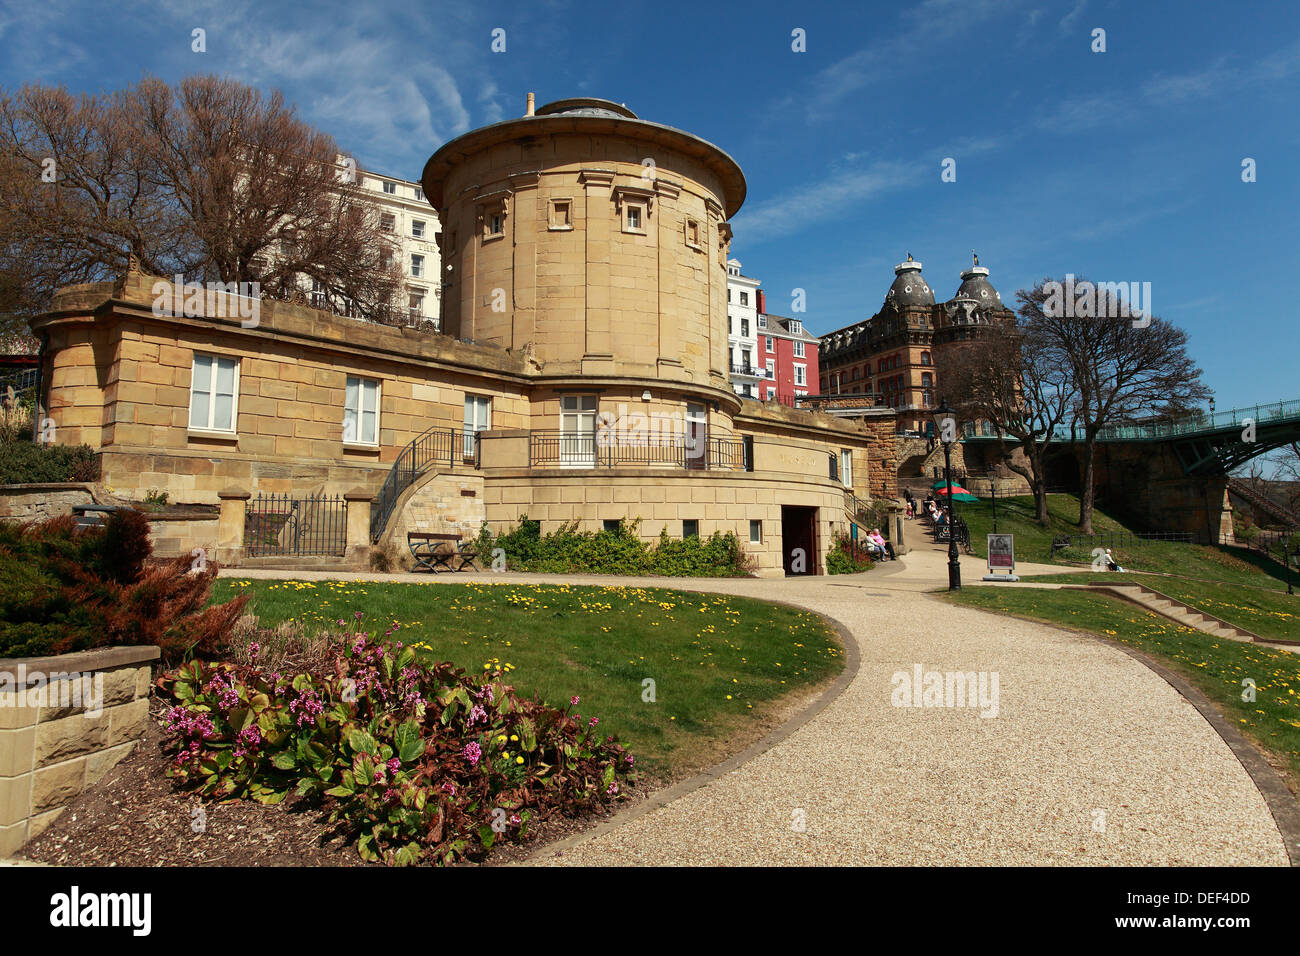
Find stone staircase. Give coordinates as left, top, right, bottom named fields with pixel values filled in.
left=1064, top=581, right=1300, bottom=653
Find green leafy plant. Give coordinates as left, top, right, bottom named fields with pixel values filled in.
left=826, top=531, right=874, bottom=575
left=478, top=515, right=755, bottom=576
left=0, top=438, right=99, bottom=483
left=159, top=619, right=636, bottom=866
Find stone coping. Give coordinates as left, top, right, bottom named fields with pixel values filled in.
left=0, top=483, right=96, bottom=493
left=0, top=645, right=160, bottom=678
left=140, top=512, right=219, bottom=522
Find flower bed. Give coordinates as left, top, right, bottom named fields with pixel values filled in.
left=159, top=615, right=636, bottom=866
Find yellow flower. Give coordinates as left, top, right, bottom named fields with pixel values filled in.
left=510, top=734, right=518, bottom=742
left=726, top=695, right=733, bottom=700
left=516, top=756, right=524, bottom=764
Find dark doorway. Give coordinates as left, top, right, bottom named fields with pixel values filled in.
left=780, top=505, right=818, bottom=575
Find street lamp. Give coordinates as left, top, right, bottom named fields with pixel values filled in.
left=987, top=465, right=999, bottom=534
left=932, top=399, right=962, bottom=591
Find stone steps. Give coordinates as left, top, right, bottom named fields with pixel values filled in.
left=1066, top=582, right=1300, bottom=653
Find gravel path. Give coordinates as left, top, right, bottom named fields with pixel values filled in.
left=221, top=545, right=1291, bottom=866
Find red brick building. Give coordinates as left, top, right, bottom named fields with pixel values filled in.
left=755, top=290, right=820, bottom=405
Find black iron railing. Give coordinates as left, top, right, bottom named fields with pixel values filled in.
left=246, top=493, right=347, bottom=557
left=1051, top=530, right=1201, bottom=551
left=528, top=431, right=747, bottom=471
left=370, top=426, right=463, bottom=542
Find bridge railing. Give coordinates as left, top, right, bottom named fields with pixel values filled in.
left=962, top=398, right=1300, bottom=444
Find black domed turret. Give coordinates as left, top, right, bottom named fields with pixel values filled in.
left=883, top=254, right=934, bottom=311
left=954, top=253, right=1003, bottom=309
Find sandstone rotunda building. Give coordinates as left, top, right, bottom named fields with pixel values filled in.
left=29, top=96, right=891, bottom=576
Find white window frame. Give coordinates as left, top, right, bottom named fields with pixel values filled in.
left=188, top=354, right=239, bottom=435
left=766, top=336, right=774, bottom=351
left=623, top=201, right=646, bottom=234
left=560, top=394, right=598, bottom=467
left=794, top=364, right=807, bottom=387
left=411, top=254, right=424, bottom=278
left=765, top=359, right=775, bottom=379
left=464, top=394, right=492, bottom=459
left=382, top=180, right=396, bottom=195
left=793, top=340, right=806, bottom=357
left=344, top=376, right=381, bottom=447
left=412, top=219, right=425, bottom=239
left=840, top=449, right=853, bottom=489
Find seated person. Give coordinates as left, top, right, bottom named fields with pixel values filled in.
left=868, top=528, right=896, bottom=561
left=1104, top=548, right=1124, bottom=572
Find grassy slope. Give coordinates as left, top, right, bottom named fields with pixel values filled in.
left=211, top=579, right=843, bottom=777
left=941, top=493, right=1130, bottom=561
left=947, top=587, right=1300, bottom=782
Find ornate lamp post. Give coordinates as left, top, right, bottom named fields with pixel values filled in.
left=932, top=399, right=961, bottom=591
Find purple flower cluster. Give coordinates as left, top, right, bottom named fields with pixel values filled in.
left=289, top=687, right=325, bottom=727
left=462, top=742, right=482, bottom=767
left=205, top=673, right=239, bottom=710
left=233, top=725, right=262, bottom=758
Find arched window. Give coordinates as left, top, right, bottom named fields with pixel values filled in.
left=922, top=372, right=932, bottom=388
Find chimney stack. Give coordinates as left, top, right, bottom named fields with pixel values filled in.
left=525, top=92, right=535, bottom=117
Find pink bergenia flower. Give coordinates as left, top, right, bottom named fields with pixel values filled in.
left=463, top=742, right=482, bottom=767
left=570, top=696, right=580, bottom=706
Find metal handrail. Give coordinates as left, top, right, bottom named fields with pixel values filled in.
left=369, top=426, right=460, bottom=542
left=527, top=431, right=747, bottom=471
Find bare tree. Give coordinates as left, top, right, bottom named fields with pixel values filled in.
left=1028, top=277, right=1212, bottom=533
left=0, top=75, right=405, bottom=336
left=946, top=311, right=1074, bottom=525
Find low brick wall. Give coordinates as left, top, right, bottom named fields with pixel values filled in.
left=145, top=512, right=220, bottom=560
left=0, top=645, right=159, bottom=857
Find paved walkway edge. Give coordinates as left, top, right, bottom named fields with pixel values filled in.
left=1101, top=637, right=1300, bottom=867
left=961, top=600, right=1300, bottom=867
left=523, top=604, right=862, bottom=863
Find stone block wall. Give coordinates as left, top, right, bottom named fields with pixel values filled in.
left=0, top=645, right=159, bottom=857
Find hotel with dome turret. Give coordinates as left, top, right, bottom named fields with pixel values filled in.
left=817, top=254, right=1015, bottom=435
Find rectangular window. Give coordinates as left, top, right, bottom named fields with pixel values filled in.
left=794, top=365, right=807, bottom=386
left=560, top=394, right=597, bottom=466
left=623, top=201, right=645, bottom=233
left=344, top=376, right=380, bottom=445
left=414, top=185, right=424, bottom=201
left=766, top=336, right=774, bottom=352
left=464, top=394, right=491, bottom=459
left=382, top=180, right=396, bottom=194
left=765, top=359, right=775, bottom=379
left=411, top=254, right=424, bottom=278
left=189, top=355, right=238, bottom=433
left=380, top=213, right=395, bottom=233
left=840, top=449, right=853, bottom=488
left=758, top=315, right=767, bottom=329
left=743, top=434, right=754, bottom=472
left=829, top=453, right=838, bottom=482
left=793, top=340, right=805, bottom=357
left=741, top=319, right=750, bottom=338
left=749, top=519, right=762, bottom=543
left=682, top=519, right=699, bottom=539
left=412, top=219, right=425, bottom=239
left=789, top=319, right=802, bottom=334
left=739, top=292, right=748, bottom=306
left=409, top=293, right=424, bottom=323
left=603, top=519, right=621, bottom=533
left=487, top=212, right=504, bottom=237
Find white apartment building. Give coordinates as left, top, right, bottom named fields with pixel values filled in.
left=356, top=170, right=442, bottom=329
left=726, top=259, right=761, bottom=398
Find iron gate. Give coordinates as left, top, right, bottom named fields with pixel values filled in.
left=245, top=493, right=348, bottom=557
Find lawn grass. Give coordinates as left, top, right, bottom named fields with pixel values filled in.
left=946, top=586, right=1300, bottom=781
left=210, top=578, right=844, bottom=777
left=941, top=493, right=1131, bottom=562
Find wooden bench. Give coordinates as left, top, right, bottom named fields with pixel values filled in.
left=408, top=532, right=479, bottom=573
left=1050, top=535, right=1071, bottom=555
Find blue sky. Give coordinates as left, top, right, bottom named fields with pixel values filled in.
left=2, top=0, right=1296, bottom=410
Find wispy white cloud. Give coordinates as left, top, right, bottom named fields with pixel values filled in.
left=731, top=160, right=918, bottom=244
left=1057, top=0, right=1087, bottom=36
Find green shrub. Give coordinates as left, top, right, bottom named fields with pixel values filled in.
left=478, top=515, right=754, bottom=576
left=0, top=439, right=99, bottom=484
left=0, top=511, right=247, bottom=660
left=159, top=619, right=636, bottom=866
left=826, top=531, right=874, bottom=575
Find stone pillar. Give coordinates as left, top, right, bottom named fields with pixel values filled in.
left=891, top=505, right=908, bottom=555
left=344, top=489, right=373, bottom=569
left=216, top=488, right=250, bottom=565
